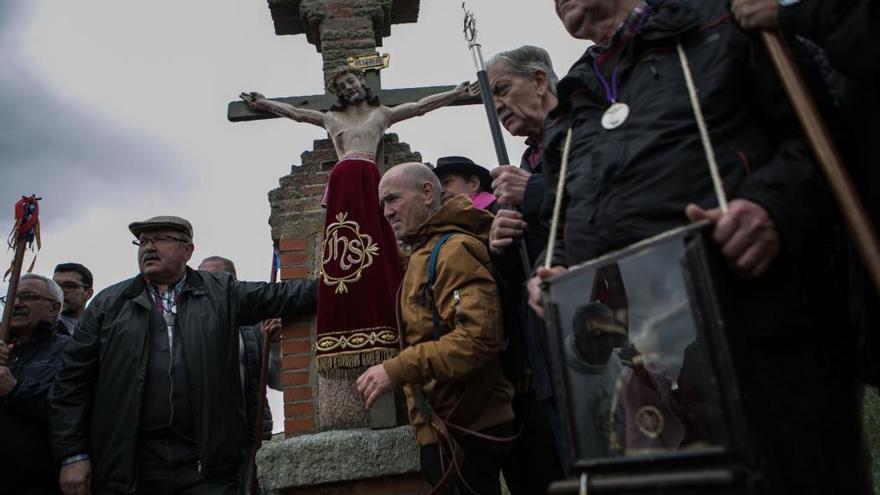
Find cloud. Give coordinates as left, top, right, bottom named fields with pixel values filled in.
left=0, top=0, right=186, bottom=232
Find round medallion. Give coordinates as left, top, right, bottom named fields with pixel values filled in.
left=635, top=405, right=665, bottom=439
left=601, top=102, right=630, bottom=130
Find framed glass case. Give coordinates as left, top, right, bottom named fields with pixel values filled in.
left=542, top=223, right=758, bottom=494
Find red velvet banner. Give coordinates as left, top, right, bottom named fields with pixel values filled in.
left=315, top=158, right=402, bottom=376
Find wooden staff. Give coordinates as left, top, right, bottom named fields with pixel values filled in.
left=249, top=247, right=281, bottom=494
left=0, top=242, right=26, bottom=343
left=761, top=32, right=880, bottom=296
left=1, top=196, right=41, bottom=343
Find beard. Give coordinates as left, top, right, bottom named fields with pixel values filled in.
left=341, top=89, right=367, bottom=105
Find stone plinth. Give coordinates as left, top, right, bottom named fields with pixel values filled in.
left=256, top=426, right=422, bottom=494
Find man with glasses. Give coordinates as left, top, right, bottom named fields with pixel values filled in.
left=49, top=215, right=318, bottom=495
left=0, top=274, right=70, bottom=494
left=53, top=263, right=94, bottom=335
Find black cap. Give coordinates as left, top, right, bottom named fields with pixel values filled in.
left=128, top=215, right=193, bottom=239
left=433, top=156, right=493, bottom=193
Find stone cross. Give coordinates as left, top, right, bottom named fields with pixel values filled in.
left=227, top=1, right=479, bottom=168
left=230, top=0, right=480, bottom=437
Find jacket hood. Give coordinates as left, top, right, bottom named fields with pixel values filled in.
left=414, top=195, right=494, bottom=244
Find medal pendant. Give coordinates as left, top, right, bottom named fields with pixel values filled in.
left=601, top=102, right=630, bottom=130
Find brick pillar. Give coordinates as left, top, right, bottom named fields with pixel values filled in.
left=270, top=139, right=334, bottom=437
left=278, top=239, right=316, bottom=437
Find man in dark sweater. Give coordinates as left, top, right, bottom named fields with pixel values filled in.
left=0, top=274, right=69, bottom=494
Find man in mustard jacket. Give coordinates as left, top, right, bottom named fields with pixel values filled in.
left=357, top=162, right=514, bottom=494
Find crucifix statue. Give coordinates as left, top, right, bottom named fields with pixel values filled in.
left=240, top=66, right=476, bottom=164
left=228, top=0, right=485, bottom=436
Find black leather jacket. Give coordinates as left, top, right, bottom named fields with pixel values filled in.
left=49, top=268, right=316, bottom=493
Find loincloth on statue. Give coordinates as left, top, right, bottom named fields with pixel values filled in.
left=321, top=152, right=377, bottom=207
left=316, top=157, right=402, bottom=377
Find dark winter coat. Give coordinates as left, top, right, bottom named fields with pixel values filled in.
left=0, top=321, right=69, bottom=494
left=778, top=0, right=880, bottom=382
left=48, top=268, right=316, bottom=493
left=540, top=0, right=837, bottom=337
left=240, top=325, right=273, bottom=442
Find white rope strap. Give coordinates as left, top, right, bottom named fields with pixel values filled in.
left=676, top=41, right=729, bottom=213
left=545, top=128, right=574, bottom=269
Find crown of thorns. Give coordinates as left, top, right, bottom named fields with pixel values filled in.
left=325, top=66, right=366, bottom=93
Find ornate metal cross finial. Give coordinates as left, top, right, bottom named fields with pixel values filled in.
left=462, top=2, right=478, bottom=48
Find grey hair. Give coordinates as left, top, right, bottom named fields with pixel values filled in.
left=21, top=273, right=64, bottom=313
left=487, top=45, right=559, bottom=96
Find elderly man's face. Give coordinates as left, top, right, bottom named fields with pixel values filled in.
left=9, top=278, right=61, bottom=333
left=334, top=73, right=367, bottom=103
left=137, top=229, right=194, bottom=284
left=379, top=172, right=434, bottom=242
left=555, top=0, right=613, bottom=39
left=439, top=174, right=480, bottom=204
left=489, top=65, right=548, bottom=139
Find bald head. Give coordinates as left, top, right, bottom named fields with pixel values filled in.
left=379, top=162, right=442, bottom=242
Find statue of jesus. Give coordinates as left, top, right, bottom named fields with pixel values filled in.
left=239, top=66, right=475, bottom=377
left=240, top=66, right=474, bottom=163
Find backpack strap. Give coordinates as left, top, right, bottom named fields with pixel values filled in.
left=427, top=232, right=456, bottom=341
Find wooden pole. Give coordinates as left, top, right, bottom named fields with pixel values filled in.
left=762, top=31, right=880, bottom=297
left=0, top=241, right=27, bottom=343
left=250, top=250, right=280, bottom=494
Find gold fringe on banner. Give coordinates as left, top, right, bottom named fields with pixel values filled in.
left=316, top=348, right=400, bottom=379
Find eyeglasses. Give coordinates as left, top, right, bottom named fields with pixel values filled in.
left=57, top=282, right=88, bottom=292
left=0, top=292, right=57, bottom=306
left=132, top=235, right=189, bottom=248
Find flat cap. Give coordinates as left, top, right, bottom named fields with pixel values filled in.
left=128, top=215, right=193, bottom=239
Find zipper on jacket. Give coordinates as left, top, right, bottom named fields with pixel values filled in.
left=176, top=293, right=207, bottom=476
left=130, top=304, right=151, bottom=492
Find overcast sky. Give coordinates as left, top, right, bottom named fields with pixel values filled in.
left=0, top=0, right=589, bottom=430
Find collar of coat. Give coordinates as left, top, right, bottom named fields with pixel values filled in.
left=552, top=0, right=703, bottom=116
left=409, top=195, right=494, bottom=249
left=122, top=266, right=209, bottom=305
left=12, top=319, right=60, bottom=348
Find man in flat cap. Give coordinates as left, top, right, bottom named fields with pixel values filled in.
left=432, top=156, right=499, bottom=213
left=49, top=216, right=317, bottom=495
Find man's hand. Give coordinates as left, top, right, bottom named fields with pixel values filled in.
left=490, top=210, right=529, bottom=255
left=239, top=91, right=266, bottom=110
left=686, top=199, right=780, bottom=279
left=356, top=364, right=396, bottom=410
left=527, top=266, right=568, bottom=318
left=60, top=460, right=92, bottom=495
left=731, top=0, right=779, bottom=30
left=458, top=81, right=480, bottom=97
left=0, top=341, right=13, bottom=366
left=261, top=318, right=282, bottom=343
left=0, top=366, right=17, bottom=397
left=491, top=166, right=531, bottom=206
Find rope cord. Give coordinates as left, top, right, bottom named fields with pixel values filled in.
left=676, top=41, right=728, bottom=213
left=545, top=128, right=573, bottom=269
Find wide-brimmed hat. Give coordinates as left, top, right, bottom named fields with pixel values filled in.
left=128, top=215, right=193, bottom=239
left=433, top=156, right=493, bottom=193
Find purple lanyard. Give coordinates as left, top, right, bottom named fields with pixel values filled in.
left=591, top=7, right=653, bottom=104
